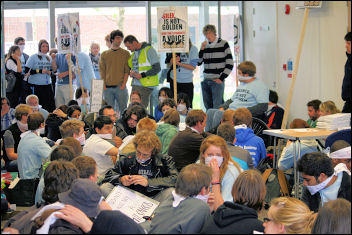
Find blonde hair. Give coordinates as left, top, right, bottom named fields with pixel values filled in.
left=200, top=135, right=242, bottom=181
left=136, top=117, right=157, bottom=133
left=319, top=101, right=340, bottom=115
left=133, top=130, right=162, bottom=155
left=14, top=104, right=32, bottom=121
left=59, top=120, right=85, bottom=138
left=270, top=197, right=317, bottom=234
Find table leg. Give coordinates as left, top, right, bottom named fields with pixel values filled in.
left=273, top=137, right=277, bottom=169
left=293, top=139, right=297, bottom=198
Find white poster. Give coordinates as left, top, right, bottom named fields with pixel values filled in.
left=106, top=185, right=160, bottom=224
left=157, top=7, right=189, bottom=53
left=57, top=13, right=81, bottom=55
left=233, top=14, right=241, bottom=56
left=90, top=79, right=104, bottom=113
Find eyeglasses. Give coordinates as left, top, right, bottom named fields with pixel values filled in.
left=263, top=218, right=272, bottom=223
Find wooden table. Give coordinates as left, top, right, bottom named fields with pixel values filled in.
left=263, top=128, right=336, bottom=197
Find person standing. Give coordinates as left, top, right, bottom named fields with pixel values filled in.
left=89, top=41, right=101, bottom=79
left=124, top=35, right=161, bottom=109
left=25, top=39, right=56, bottom=112
left=5, top=45, right=23, bottom=108
left=99, top=30, right=130, bottom=114
left=14, top=37, right=31, bottom=104
left=341, top=32, right=351, bottom=113
left=198, top=24, right=234, bottom=110
left=166, top=39, right=198, bottom=107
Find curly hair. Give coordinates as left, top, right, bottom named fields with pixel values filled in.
left=42, top=161, right=79, bottom=203
left=133, top=130, right=161, bottom=156
left=136, top=117, right=157, bottom=132
left=297, top=152, right=334, bottom=179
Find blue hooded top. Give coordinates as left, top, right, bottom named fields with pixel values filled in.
left=234, top=126, right=267, bottom=167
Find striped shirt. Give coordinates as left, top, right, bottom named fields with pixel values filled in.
left=1, top=108, right=15, bottom=131
left=198, top=38, right=234, bottom=81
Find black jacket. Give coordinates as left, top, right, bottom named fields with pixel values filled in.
left=45, top=114, right=67, bottom=141
left=302, top=171, right=351, bottom=212
left=102, top=152, right=178, bottom=197
left=200, top=202, right=264, bottom=234
left=342, top=52, right=351, bottom=101
left=115, top=119, right=136, bottom=140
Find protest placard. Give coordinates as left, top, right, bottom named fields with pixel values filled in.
left=105, top=185, right=160, bottom=224
left=157, top=7, right=189, bottom=53
left=57, top=13, right=81, bottom=55
left=90, top=79, right=104, bottom=113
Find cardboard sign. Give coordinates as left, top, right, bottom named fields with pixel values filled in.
left=157, top=7, right=189, bottom=53
left=90, top=79, right=104, bottom=113
left=296, top=1, right=322, bottom=9
left=57, top=13, right=81, bottom=55
left=106, top=185, right=160, bottom=224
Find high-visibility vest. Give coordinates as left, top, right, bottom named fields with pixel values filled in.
left=128, top=46, right=159, bottom=87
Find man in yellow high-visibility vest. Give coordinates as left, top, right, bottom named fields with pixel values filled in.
left=124, top=35, right=161, bottom=110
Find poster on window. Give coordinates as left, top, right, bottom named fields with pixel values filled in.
left=157, top=7, right=189, bottom=53
left=57, top=13, right=81, bottom=55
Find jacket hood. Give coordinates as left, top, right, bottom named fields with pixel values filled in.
left=140, top=42, right=151, bottom=50
left=235, top=127, right=255, bottom=142
left=213, top=202, right=258, bottom=227
left=156, top=123, right=176, bottom=135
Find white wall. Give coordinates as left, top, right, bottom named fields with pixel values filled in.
left=243, top=1, right=349, bottom=126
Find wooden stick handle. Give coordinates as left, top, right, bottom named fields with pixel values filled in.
left=68, top=53, right=73, bottom=100
left=172, top=52, right=177, bottom=103
left=75, top=56, right=88, bottom=113
left=281, top=8, right=310, bottom=129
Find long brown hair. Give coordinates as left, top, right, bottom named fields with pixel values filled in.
left=200, top=135, right=241, bottom=181
left=5, top=45, right=20, bottom=63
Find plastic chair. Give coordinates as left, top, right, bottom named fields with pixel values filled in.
left=252, top=117, right=272, bottom=147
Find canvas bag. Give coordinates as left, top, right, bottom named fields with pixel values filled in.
left=262, top=168, right=290, bottom=209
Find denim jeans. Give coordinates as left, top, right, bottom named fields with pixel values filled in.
left=205, top=109, right=225, bottom=132
left=201, top=80, right=224, bottom=110
left=103, top=86, right=128, bottom=113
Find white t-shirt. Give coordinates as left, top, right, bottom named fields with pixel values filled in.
left=6, top=59, right=19, bottom=72
left=83, top=134, right=115, bottom=176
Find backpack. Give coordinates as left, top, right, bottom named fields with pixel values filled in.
left=261, top=168, right=290, bottom=209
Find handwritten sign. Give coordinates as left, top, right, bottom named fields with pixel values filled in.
left=105, top=185, right=159, bottom=223
left=157, top=7, right=189, bottom=53
left=296, top=1, right=322, bottom=9
left=57, top=13, right=81, bottom=55
left=90, top=79, right=104, bottom=113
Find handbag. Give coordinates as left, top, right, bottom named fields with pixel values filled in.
left=3, top=178, right=40, bottom=206
left=5, top=71, right=17, bottom=93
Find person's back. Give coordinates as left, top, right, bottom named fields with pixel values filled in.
left=234, top=126, right=266, bottom=167
left=148, top=164, right=212, bottom=234
left=156, top=109, right=180, bottom=154
left=227, top=144, right=253, bottom=170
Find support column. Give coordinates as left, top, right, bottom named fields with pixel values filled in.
left=48, top=1, right=56, bottom=48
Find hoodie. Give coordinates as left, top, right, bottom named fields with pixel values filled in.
left=200, top=202, right=264, bottom=234
left=234, top=127, right=267, bottom=167
left=155, top=123, right=178, bottom=154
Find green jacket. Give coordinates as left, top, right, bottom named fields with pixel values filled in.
left=156, top=123, right=178, bottom=154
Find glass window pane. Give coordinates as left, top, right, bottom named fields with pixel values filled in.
left=4, top=9, right=49, bottom=56
left=55, top=7, right=146, bottom=53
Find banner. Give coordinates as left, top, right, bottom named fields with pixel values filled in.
left=57, top=13, right=81, bottom=55
left=233, top=14, right=241, bottom=56
left=157, top=7, right=189, bottom=53
left=106, top=185, right=160, bottom=224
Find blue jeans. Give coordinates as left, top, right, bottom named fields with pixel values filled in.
left=201, top=80, right=224, bottom=110
left=205, top=109, right=225, bottom=132
left=103, top=86, right=128, bottom=113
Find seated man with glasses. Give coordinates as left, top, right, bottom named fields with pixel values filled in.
left=115, top=103, right=147, bottom=140
left=100, top=130, right=178, bottom=203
